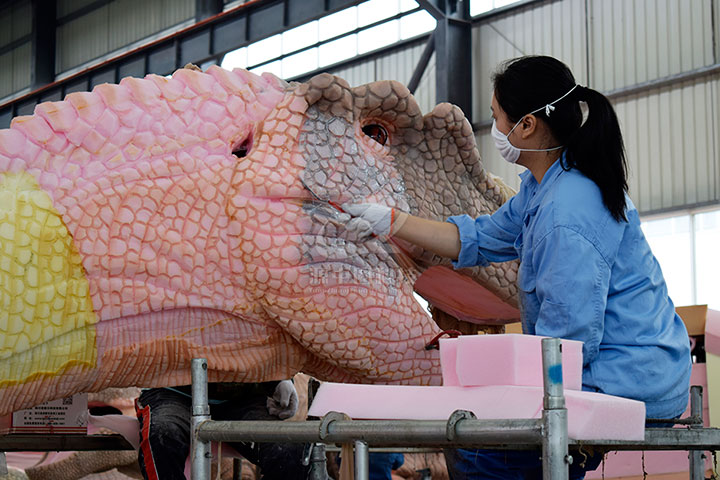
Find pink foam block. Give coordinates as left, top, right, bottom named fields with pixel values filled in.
left=586, top=362, right=710, bottom=478
left=308, top=383, right=646, bottom=441
left=439, top=338, right=460, bottom=386
left=445, top=334, right=583, bottom=390
left=704, top=308, right=720, bottom=355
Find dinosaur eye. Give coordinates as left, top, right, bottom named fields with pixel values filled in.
left=232, top=136, right=252, bottom=158
left=362, top=124, right=388, bottom=146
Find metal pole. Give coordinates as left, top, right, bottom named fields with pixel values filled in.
left=197, top=418, right=542, bottom=445
left=355, top=440, right=369, bottom=480
left=407, top=30, right=435, bottom=94
left=191, top=358, right=211, bottom=480
left=541, top=338, right=569, bottom=480
left=307, top=443, right=329, bottom=480
left=232, top=458, right=242, bottom=480
left=689, top=386, right=705, bottom=480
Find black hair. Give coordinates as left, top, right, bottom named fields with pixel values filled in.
left=492, top=55, right=628, bottom=222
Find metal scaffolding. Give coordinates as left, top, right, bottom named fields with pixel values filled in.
left=190, top=338, right=720, bottom=480
left=191, top=338, right=564, bottom=479
left=0, top=337, right=718, bottom=478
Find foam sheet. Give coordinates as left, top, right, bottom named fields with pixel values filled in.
left=308, top=383, right=646, bottom=441
left=441, top=334, right=584, bottom=390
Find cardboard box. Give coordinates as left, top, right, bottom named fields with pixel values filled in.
left=0, top=393, right=88, bottom=435
left=676, top=304, right=720, bottom=336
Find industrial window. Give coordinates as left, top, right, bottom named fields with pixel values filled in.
left=470, top=0, right=525, bottom=16
left=221, top=0, right=436, bottom=79
left=642, top=208, right=720, bottom=310
left=221, top=0, right=528, bottom=80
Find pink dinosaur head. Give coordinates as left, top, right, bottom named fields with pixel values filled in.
left=0, top=66, right=517, bottom=414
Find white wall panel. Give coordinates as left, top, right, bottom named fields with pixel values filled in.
left=0, top=12, right=11, bottom=48
left=57, top=0, right=193, bottom=73
left=12, top=43, right=31, bottom=97
left=614, top=77, right=718, bottom=213
left=0, top=1, right=31, bottom=47
left=589, top=0, right=714, bottom=92
left=58, top=0, right=98, bottom=17
left=108, top=0, right=193, bottom=53
left=472, top=0, right=587, bottom=123
left=412, top=52, right=435, bottom=117
left=57, top=6, right=109, bottom=73
left=0, top=42, right=31, bottom=99
left=716, top=0, right=720, bottom=64
left=0, top=51, right=13, bottom=99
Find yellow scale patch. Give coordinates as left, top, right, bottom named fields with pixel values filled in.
left=0, top=171, right=97, bottom=386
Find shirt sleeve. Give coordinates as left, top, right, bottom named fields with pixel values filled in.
left=530, top=226, right=611, bottom=365
left=446, top=192, right=525, bottom=268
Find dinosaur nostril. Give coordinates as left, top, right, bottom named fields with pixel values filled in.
left=362, top=124, right=388, bottom=146
left=232, top=136, right=253, bottom=158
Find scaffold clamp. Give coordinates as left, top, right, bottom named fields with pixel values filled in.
left=319, top=411, right=349, bottom=441
left=446, top=409, right=477, bottom=442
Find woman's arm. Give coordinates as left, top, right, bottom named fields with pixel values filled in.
left=392, top=212, right=461, bottom=260
left=341, top=204, right=461, bottom=260
left=342, top=197, right=524, bottom=267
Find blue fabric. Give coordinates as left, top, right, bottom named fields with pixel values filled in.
left=444, top=448, right=603, bottom=480
left=369, top=453, right=404, bottom=480
left=447, top=153, right=691, bottom=419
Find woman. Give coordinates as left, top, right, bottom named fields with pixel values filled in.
left=343, top=55, right=691, bottom=479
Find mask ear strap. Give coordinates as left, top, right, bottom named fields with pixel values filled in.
left=506, top=116, right=525, bottom=137
left=542, top=84, right=579, bottom=117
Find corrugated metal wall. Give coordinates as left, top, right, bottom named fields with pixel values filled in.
left=472, top=0, right=719, bottom=215
left=0, top=1, right=32, bottom=99
left=56, top=0, right=194, bottom=74
left=472, top=0, right=588, bottom=195
left=589, top=0, right=713, bottom=91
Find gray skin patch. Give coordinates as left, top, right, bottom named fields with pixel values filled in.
left=299, top=105, right=410, bottom=300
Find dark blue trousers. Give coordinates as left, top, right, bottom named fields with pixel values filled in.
left=444, top=448, right=604, bottom=480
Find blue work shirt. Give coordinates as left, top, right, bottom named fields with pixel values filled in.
left=448, top=154, right=691, bottom=418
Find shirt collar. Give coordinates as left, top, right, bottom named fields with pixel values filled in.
left=519, top=150, right=568, bottom=194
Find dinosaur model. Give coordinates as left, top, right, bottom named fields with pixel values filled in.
left=0, top=65, right=518, bottom=415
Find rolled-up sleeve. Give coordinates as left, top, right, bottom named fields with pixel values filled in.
left=446, top=193, right=525, bottom=268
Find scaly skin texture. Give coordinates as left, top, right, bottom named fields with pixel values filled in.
left=0, top=66, right=517, bottom=415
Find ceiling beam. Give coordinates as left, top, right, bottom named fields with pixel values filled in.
left=423, top=0, right=473, bottom=123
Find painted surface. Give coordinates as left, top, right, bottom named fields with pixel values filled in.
left=0, top=65, right=518, bottom=414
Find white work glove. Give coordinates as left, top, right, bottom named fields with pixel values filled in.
left=342, top=203, right=407, bottom=240
left=267, top=380, right=298, bottom=420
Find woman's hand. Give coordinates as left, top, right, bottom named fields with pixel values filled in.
left=342, top=203, right=461, bottom=261
left=341, top=203, right=407, bottom=238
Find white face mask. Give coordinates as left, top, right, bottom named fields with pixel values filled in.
left=491, top=84, right=578, bottom=164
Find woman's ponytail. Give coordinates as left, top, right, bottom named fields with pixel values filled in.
left=565, top=86, right=628, bottom=222
left=493, top=56, right=629, bottom=222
